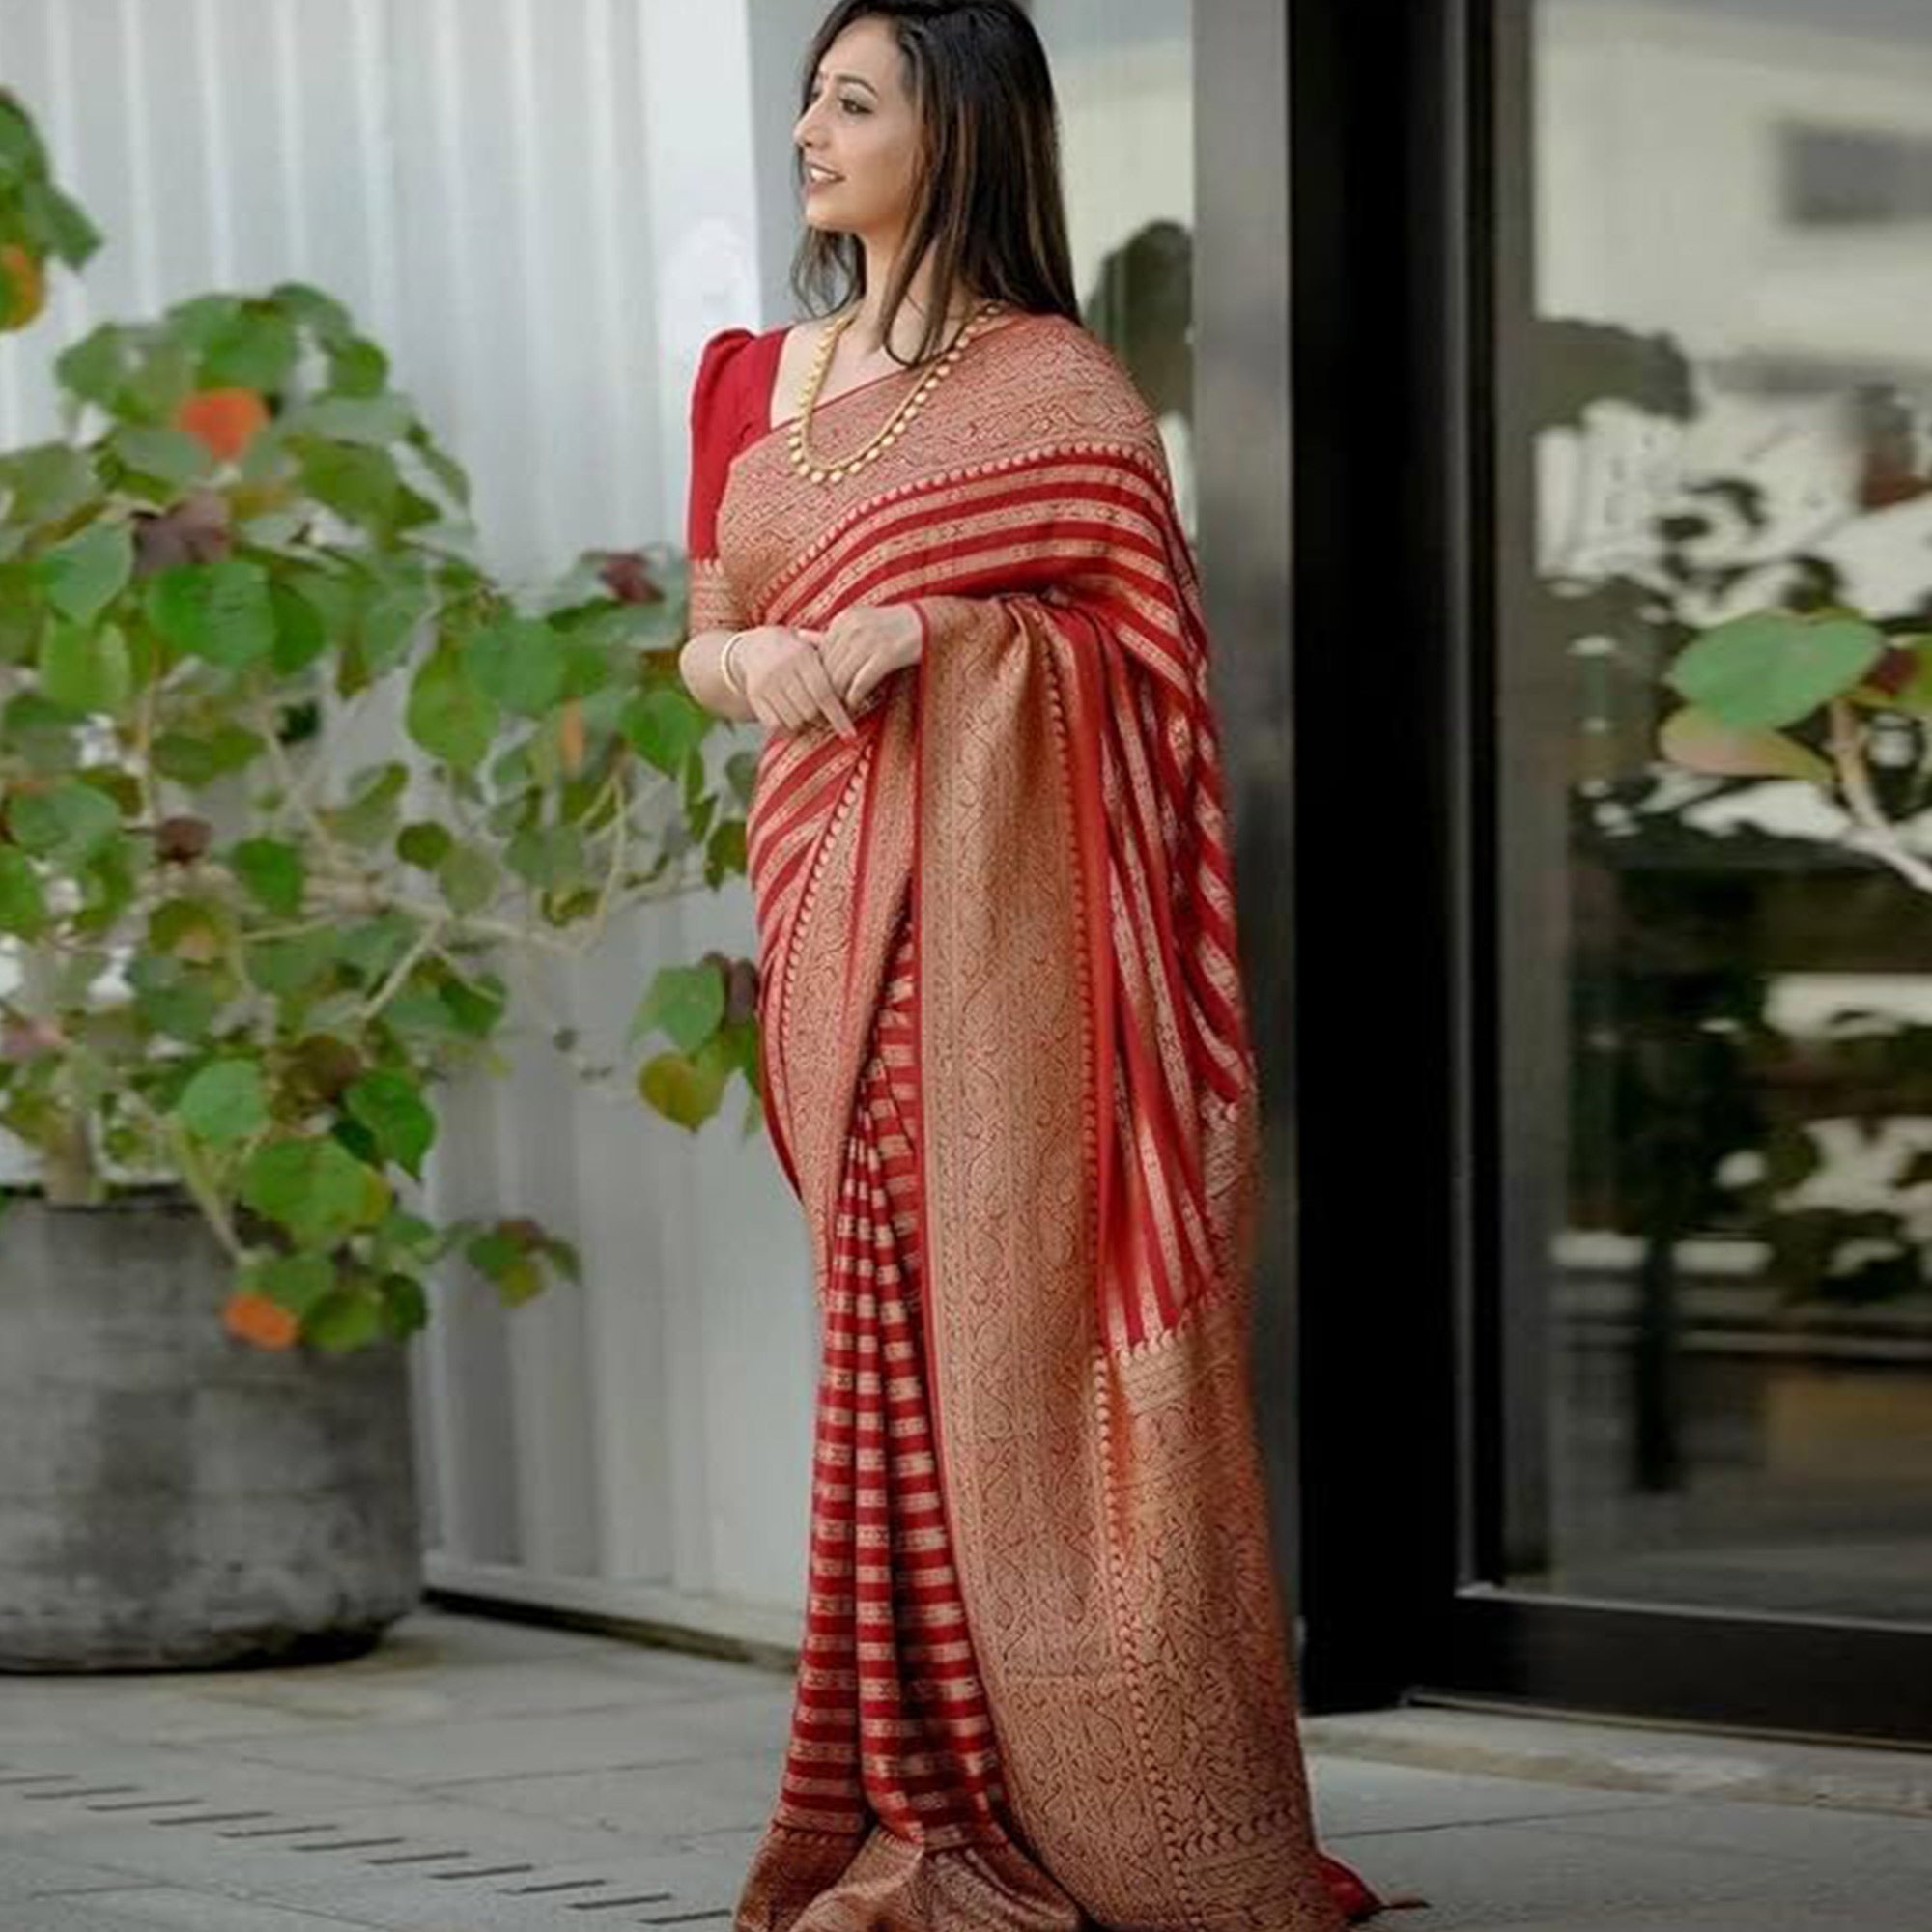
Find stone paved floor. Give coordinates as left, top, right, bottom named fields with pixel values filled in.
left=0, top=1608, right=1926, bottom=1931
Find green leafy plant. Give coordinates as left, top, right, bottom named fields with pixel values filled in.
left=0, top=99, right=762, bottom=1354
left=0, top=86, right=99, bottom=332
left=1662, top=603, right=1932, bottom=895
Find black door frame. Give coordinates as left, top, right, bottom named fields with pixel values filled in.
left=1241, top=0, right=1932, bottom=1746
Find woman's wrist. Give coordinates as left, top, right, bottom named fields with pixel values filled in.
left=721, top=629, right=752, bottom=698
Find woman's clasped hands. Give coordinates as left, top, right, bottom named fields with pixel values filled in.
left=736, top=603, right=923, bottom=739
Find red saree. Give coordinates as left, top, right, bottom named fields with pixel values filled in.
left=686, top=315, right=1410, bottom=1932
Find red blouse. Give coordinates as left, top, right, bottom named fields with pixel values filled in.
left=685, top=325, right=787, bottom=562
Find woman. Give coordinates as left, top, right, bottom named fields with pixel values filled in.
left=678, top=5, right=1425, bottom=1928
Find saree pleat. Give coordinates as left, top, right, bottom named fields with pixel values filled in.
left=738, top=913, right=1088, bottom=1930
left=690, top=313, right=1413, bottom=1932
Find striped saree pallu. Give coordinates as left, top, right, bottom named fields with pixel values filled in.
left=703, top=318, right=1353, bottom=1932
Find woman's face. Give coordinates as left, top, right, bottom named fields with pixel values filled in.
left=794, top=17, right=923, bottom=243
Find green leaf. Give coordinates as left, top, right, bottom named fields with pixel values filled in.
left=151, top=724, right=265, bottom=786
left=7, top=779, right=120, bottom=862
left=245, top=929, right=340, bottom=997
left=406, top=424, right=472, bottom=509
left=1, top=693, right=79, bottom=774
left=396, top=821, right=452, bottom=870
left=630, top=963, right=725, bottom=1055
left=198, top=304, right=298, bottom=391
left=621, top=687, right=709, bottom=777
left=176, top=1059, right=269, bottom=1145
left=298, top=439, right=400, bottom=528
left=465, top=616, right=565, bottom=716
left=705, top=819, right=748, bottom=886
left=463, top=1227, right=551, bottom=1308
left=344, top=1068, right=436, bottom=1179
left=230, top=837, right=306, bottom=916
left=358, top=580, right=434, bottom=673
left=0, top=847, right=48, bottom=938
left=148, top=896, right=230, bottom=964
left=437, top=842, right=497, bottom=915
left=129, top=962, right=219, bottom=1042
left=38, top=188, right=99, bottom=270
left=55, top=323, right=128, bottom=410
left=0, top=443, right=97, bottom=527
left=145, top=557, right=276, bottom=668
left=110, top=424, right=213, bottom=487
left=406, top=645, right=498, bottom=770
left=238, top=1135, right=389, bottom=1246
left=290, top=393, right=413, bottom=445
left=339, top=912, right=416, bottom=981
left=269, top=580, right=328, bottom=674
left=379, top=1271, right=430, bottom=1337
left=1667, top=611, right=1883, bottom=730
left=304, top=1286, right=387, bottom=1354
left=325, top=761, right=409, bottom=849
left=38, top=620, right=131, bottom=717
left=267, top=281, right=355, bottom=347
left=505, top=823, right=584, bottom=890
left=35, top=521, right=132, bottom=624
left=639, top=1046, right=729, bottom=1132
left=439, top=971, right=506, bottom=1039
left=329, top=338, right=390, bottom=396
left=122, top=339, right=196, bottom=426
left=73, top=834, right=138, bottom=935
left=1657, top=706, right=1833, bottom=783
left=243, top=1251, right=336, bottom=1317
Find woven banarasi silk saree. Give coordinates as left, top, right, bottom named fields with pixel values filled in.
left=685, top=313, right=1405, bottom=1932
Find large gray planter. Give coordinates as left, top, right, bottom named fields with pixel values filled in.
left=0, top=1190, right=422, bottom=1671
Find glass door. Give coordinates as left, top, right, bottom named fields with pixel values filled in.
left=1497, top=0, right=1932, bottom=1632
left=1288, top=0, right=1932, bottom=1743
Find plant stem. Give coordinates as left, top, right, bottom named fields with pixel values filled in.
left=1827, top=698, right=1932, bottom=895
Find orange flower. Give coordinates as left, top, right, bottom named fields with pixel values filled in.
left=222, top=1290, right=300, bottom=1351
left=175, top=386, right=270, bottom=463
left=0, top=244, right=45, bottom=329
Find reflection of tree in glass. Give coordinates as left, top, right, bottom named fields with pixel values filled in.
left=1082, top=217, right=1192, bottom=427
left=1535, top=319, right=1932, bottom=1491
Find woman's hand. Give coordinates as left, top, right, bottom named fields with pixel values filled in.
left=816, top=603, right=923, bottom=711
left=737, top=625, right=856, bottom=738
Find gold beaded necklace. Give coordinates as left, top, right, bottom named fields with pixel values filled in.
left=787, top=298, right=1004, bottom=486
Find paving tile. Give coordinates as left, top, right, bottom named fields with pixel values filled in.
left=1544, top=1866, right=1932, bottom=1932
left=248, top=1841, right=749, bottom=1932
left=0, top=1751, right=419, bottom=1846
left=440, top=1751, right=783, bottom=1840
left=9, top=1611, right=1929, bottom=1932
left=1306, top=1706, right=1932, bottom=1816
left=18, top=1794, right=663, bottom=1899
left=210, top=1689, right=793, bottom=1786
left=0, top=1846, right=139, bottom=1900
left=1548, top=1795, right=1932, bottom=1877
left=1318, top=1812, right=1812, bottom=1930
left=0, top=1797, right=751, bottom=1932
left=1308, top=1757, right=1678, bottom=1836
left=0, top=1887, right=390, bottom=1931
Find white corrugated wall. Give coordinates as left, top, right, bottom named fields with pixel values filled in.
left=0, top=0, right=819, bottom=1645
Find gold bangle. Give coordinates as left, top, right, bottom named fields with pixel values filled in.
left=721, top=629, right=751, bottom=698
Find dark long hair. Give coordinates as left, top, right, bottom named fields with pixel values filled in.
left=793, top=0, right=1082, bottom=368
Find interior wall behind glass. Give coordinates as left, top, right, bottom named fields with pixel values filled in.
left=1031, top=0, right=1195, bottom=532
